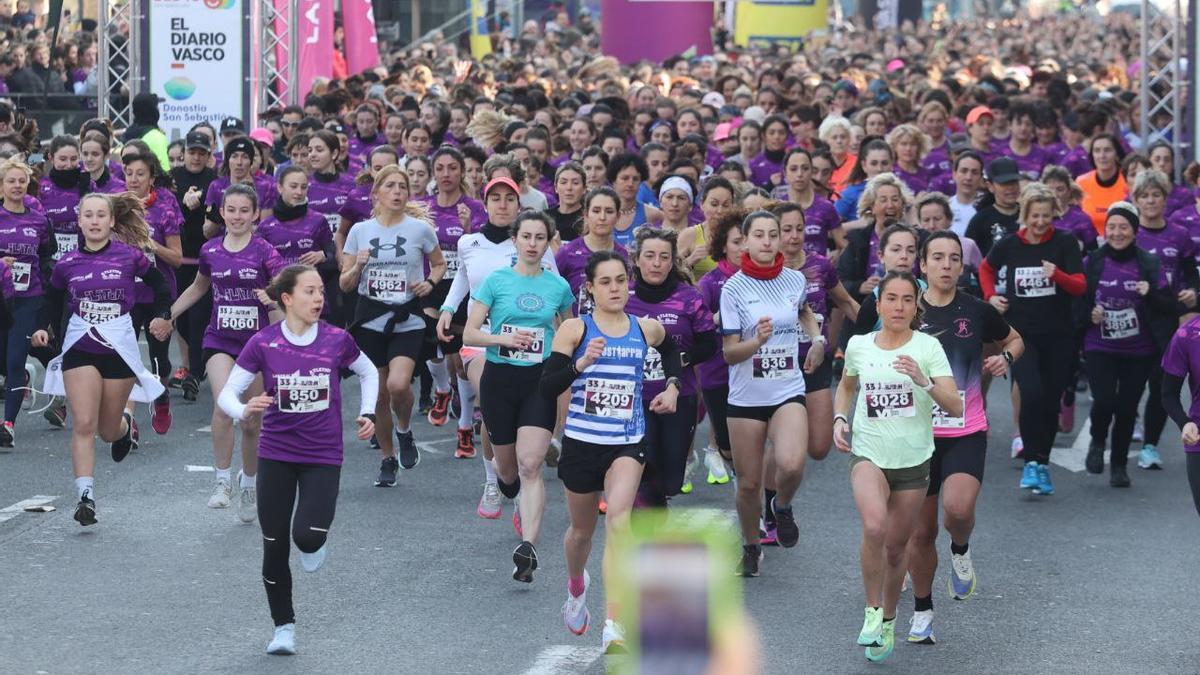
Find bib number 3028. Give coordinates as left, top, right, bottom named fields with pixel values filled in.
left=864, top=380, right=916, bottom=419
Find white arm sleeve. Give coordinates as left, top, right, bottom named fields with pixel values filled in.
left=441, top=256, right=470, bottom=311
left=217, top=365, right=256, bottom=421
left=349, top=352, right=379, bottom=416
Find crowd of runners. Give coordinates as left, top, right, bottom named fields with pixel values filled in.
left=0, top=4, right=1196, bottom=665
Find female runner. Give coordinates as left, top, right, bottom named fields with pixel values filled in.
left=540, top=250, right=681, bottom=652
left=463, top=211, right=574, bottom=583
left=216, top=264, right=378, bottom=655
left=834, top=270, right=959, bottom=663
left=34, top=193, right=173, bottom=526
left=168, top=185, right=285, bottom=519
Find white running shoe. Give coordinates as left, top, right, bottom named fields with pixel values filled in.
left=704, top=446, right=730, bottom=484
left=299, top=544, right=327, bottom=573
left=477, top=482, right=502, bottom=519
left=949, top=550, right=977, bottom=600
left=207, top=478, right=232, bottom=509
left=562, top=570, right=591, bottom=635
left=907, top=610, right=935, bottom=644
left=238, top=475, right=257, bottom=523
left=602, top=619, right=627, bottom=654
left=1010, top=436, right=1024, bottom=459
left=266, top=623, right=296, bottom=655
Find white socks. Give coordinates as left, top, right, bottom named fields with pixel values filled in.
left=240, top=471, right=256, bottom=490
left=428, top=359, right=451, bottom=393
left=215, top=467, right=232, bottom=483
left=457, top=376, right=476, bottom=431
left=483, top=454, right=497, bottom=484
left=75, top=476, right=94, bottom=500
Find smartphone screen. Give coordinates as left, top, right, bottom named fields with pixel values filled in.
left=636, top=542, right=711, bottom=675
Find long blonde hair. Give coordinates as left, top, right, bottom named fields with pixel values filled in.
left=370, top=165, right=432, bottom=222
left=82, top=192, right=153, bottom=251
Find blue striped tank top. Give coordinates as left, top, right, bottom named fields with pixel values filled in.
left=565, top=313, right=648, bottom=445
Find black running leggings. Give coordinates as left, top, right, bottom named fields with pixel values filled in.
left=1188, top=454, right=1200, bottom=518
left=1142, top=357, right=1168, bottom=447
left=257, top=457, right=341, bottom=627
left=131, top=304, right=171, bottom=391
left=1011, top=331, right=1075, bottom=465
left=1086, top=351, right=1152, bottom=468
left=641, top=395, right=698, bottom=498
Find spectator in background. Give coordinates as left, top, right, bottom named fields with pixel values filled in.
left=124, top=93, right=170, bottom=172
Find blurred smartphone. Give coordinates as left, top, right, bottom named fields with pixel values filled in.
left=612, top=510, right=742, bottom=675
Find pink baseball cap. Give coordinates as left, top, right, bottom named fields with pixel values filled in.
left=713, top=122, right=735, bottom=142
left=248, top=127, right=275, bottom=146
left=483, top=176, right=520, bottom=198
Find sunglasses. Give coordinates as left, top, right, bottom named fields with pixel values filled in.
left=281, top=121, right=299, bottom=128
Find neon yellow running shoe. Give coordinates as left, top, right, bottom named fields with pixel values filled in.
left=865, top=618, right=895, bottom=662
left=856, top=607, right=882, bottom=646
left=680, top=480, right=694, bottom=494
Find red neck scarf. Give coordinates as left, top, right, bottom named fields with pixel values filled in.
left=740, top=252, right=785, bottom=280
left=143, top=190, right=158, bottom=209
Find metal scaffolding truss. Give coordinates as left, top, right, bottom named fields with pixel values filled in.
left=97, top=0, right=141, bottom=130
left=1139, top=0, right=1188, bottom=173
left=253, top=0, right=299, bottom=114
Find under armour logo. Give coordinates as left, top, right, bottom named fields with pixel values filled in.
left=369, top=236, right=407, bottom=257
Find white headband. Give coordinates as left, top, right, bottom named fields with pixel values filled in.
left=659, top=176, right=695, bottom=203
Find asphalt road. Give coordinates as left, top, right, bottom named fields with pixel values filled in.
left=0, top=369, right=1197, bottom=674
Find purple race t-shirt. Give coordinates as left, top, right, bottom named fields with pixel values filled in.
left=1002, top=144, right=1048, bottom=180
left=91, top=172, right=127, bottom=195
left=894, top=165, right=930, bottom=194
left=696, top=265, right=735, bottom=389
left=0, top=260, right=14, bottom=300
left=52, top=240, right=151, bottom=354
left=1161, top=315, right=1200, bottom=452
left=0, top=204, right=53, bottom=297
left=625, top=280, right=715, bottom=398
left=199, top=235, right=286, bottom=355
left=235, top=321, right=361, bottom=465
left=38, top=176, right=92, bottom=256
left=554, top=237, right=630, bottom=316
left=749, top=152, right=784, bottom=188
left=1057, top=205, right=1098, bottom=250
left=204, top=174, right=279, bottom=214
left=803, top=196, right=840, bottom=257
left=346, top=132, right=387, bottom=168
left=135, top=187, right=184, bottom=303
left=1137, top=223, right=1195, bottom=292
left=307, top=172, right=358, bottom=234
left=418, top=193, right=488, bottom=266
left=1168, top=204, right=1200, bottom=261
left=922, top=142, right=952, bottom=178
left=257, top=209, right=333, bottom=265
left=1166, top=185, right=1192, bottom=218
left=338, top=184, right=373, bottom=228
left=1083, top=255, right=1163, bottom=356
left=797, top=254, right=838, bottom=358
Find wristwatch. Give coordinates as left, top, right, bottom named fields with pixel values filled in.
left=834, top=413, right=849, bottom=425
left=1003, top=350, right=1015, bottom=366
left=665, top=376, right=683, bottom=391
left=921, top=380, right=936, bottom=392
left=811, top=334, right=827, bottom=345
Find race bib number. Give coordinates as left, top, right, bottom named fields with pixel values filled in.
left=752, top=344, right=798, bottom=379
left=217, top=305, right=259, bottom=332
left=1101, top=307, right=1139, bottom=340
left=276, top=373, right=330, bottom=413
left=79, top=299, right=119, bottom=324
left=643, top=346, right=665, bottom=381
left=323, top=212, right=340, bottom=233
left=55, top=232, right=78, bottom=258
left=931, top=390, right=967, bottom=429
left=864, top=380, right=916, bottom=419
left=1013, top=266, right=1054, bottom=298
left=443, top=250, right=459, bottom=280
left=497, top=324, right=546, bottom=363
left=10, top=261, right=31, bottom=292
left=366, top=265, right=408, bottom=301
left=583, top=378, right=635, bottom=420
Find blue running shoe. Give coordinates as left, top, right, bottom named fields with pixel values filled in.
left=1019, top=461, right=1040, bottom=490
left=948, top=551, right=977, bottom=600
left=1033, top=464, right=1054, bottom=495
left=1137, top=444, right=1163, bottom=470
left=906, top=610, right=934, bottom=644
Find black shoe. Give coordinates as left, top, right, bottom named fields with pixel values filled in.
left=512, top=540, right=538, bottom=583
left=1085, top=442, right=1105, bottom=474
left=73, top=494, right=97, bottom=526
left=375, top=456, right=399, bottom=487
left=1110, top=464, right=1131, bottom=488
left=369, top=435, right=380, bottom=450
left=450, top=387, right=462, bottom=420
left=772, top=498, right=799, bottom=548
left=111, top=412, right=135, bottom=462
left=738, top=544, right=762, bottom=577
left=181, top=375, right=200, bottom=402
left=0, top=422, right=13, bottom=448
left=396, top=431, right=420, bottom=470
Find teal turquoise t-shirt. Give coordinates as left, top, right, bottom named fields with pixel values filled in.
left=473, top=266, right=574, bottom=366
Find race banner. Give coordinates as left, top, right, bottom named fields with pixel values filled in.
left=147, top=0, right=250, bottom=140
left=274, top=0, right=334, bottom=101
left=469, top=0, right=492, bottom=59
left=601, top=0, right=713, bottom=64
left=733, top=0, right=828, bottom=49
left=342, top=0, right=380, bottom=74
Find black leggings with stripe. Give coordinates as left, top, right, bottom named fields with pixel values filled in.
left=257, top=457, right=340, bottom=626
